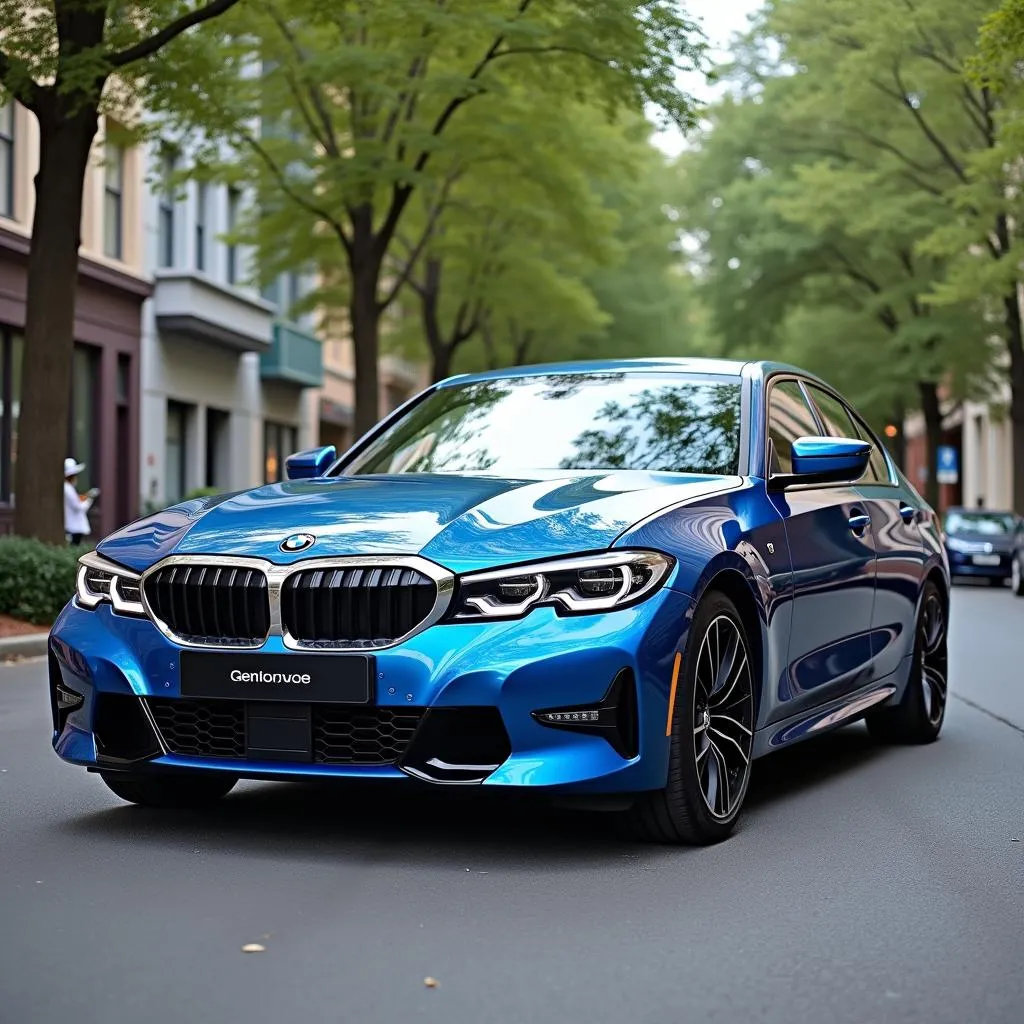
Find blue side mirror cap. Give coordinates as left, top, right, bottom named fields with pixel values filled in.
left=780, top=436, right=871, bottom=487
left=284, top=445, right=337, bottom=481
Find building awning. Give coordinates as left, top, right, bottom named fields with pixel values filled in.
left=320, top=397, right=353, bottom=427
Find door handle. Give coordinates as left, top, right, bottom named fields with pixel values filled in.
left=848, top=513, right=871, bottom=534
left=899, top=504, right=917, bottom=523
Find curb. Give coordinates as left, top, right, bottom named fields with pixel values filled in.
left=0, top=632, right=49, bottom=661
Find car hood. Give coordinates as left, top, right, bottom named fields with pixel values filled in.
left=946, top=531, right=1015, bottom=551
left=98, top=471, right=738, bottom=574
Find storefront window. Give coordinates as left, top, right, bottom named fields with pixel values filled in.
left=165, top=400, right=190, bottom=505
left=264, top=421, right=297, bottom=483
left=0, top=330, right=23, bottom=501
left=69, top=345, right=99, bottom=491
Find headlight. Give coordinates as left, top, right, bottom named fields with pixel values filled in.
left=76, top=553, right=145, bottom=616
left=449, top=551, right=674, bottom=621
left=944, top=536, right=970, bottom=553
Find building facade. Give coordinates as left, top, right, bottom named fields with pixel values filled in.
left=138, top=140, right=322, bottom=511
left=0, top=103, right=149, bottom=538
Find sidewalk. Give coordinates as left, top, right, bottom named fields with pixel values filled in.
left=0, top=615, right=49, bottom=662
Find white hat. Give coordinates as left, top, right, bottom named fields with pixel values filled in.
left=64, top=457, right=86, bottom=478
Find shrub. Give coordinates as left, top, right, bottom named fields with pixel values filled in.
left=0, top=536, right=89, bottom=626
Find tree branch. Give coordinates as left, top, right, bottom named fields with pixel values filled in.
left=377, top=0, right=534, bottom=248
left=377, top=167, right=463, bottom=311
left=107, top=0, right=243, bottom=68
left=891, top=64, right=968, bottom=183
left=264, top=3, right=341, bottom=157
left=238, top=129, right=353, bottom=258
left=0, top=49, right=44, bottom=113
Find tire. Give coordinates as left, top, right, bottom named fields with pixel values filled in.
left=100, top=772, right=238, bottom=808
left=622, top=591, right=756, bottom=844
left=866, top=580, right=947, bottom=745
left=1013, top=555, right=1024, bottom=597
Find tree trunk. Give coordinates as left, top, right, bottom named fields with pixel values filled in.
left=419, top=258, right=451, bottom=383
left=349, top=226, right=381, bottom=438
left=14, top=101, right=99, bottom=543
left=918, top=381, right=942, bottom=510
left=1004, top=289, right=1024, bottom=513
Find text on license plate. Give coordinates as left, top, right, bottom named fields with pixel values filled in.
left=972, top=554, right=1001, bottom=566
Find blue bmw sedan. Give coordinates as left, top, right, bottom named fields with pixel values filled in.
left=49, top=359, right=949, bottom=844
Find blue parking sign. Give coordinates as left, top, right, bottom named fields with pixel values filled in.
left=936, top=445, right=958, bottom=484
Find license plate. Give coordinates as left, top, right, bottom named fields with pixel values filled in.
left=972, top=554, right=1001, bottom=566
left=180, top=651, right=372, bottom=703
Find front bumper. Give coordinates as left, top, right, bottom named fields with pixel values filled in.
left=946, top=550, right=1012, bottom=578
left=48, top=586, right=691, bottom=794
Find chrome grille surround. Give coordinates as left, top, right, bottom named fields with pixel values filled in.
left=139, top=554, right=455, bottom=651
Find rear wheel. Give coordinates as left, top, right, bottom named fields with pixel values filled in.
left=623, top=591, right=756, bottom=844
left=866, top=580, right=947, bottom=745
left=100, top=772, right=238, bottom=808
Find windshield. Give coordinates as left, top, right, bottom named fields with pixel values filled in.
left=343, top=372, right=743, bottom=477
left=944, top=510, right=1017, bottom=536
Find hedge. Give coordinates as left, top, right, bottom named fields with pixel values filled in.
left=0, top=536, right=91, bottom=626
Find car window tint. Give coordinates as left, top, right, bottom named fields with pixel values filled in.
left=806, top=385, right=887, bottom=484
left=344, top=373, right=744, bottom=476
left=767, top=380, right=819, bottom=475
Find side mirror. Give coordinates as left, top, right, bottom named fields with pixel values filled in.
left=771, top=436, right=871, bottom=489
left=284, top=445, right=337, bottom=481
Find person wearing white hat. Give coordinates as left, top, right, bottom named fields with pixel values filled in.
left=64, top=458, right=99, bottom=545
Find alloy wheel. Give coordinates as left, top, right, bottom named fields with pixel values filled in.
left=692, top=615, right=755, bottom=820
left=918, top=590, right=947, bottom=727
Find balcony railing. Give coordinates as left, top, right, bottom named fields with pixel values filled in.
left=261, top=320, right=324, bottom=387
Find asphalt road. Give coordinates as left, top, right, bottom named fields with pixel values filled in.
left=2, top=582, right=1022, bottom=1024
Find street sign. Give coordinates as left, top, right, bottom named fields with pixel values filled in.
left=936, top=445, right=959, bottom=485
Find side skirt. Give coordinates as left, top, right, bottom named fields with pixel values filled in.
left=752, top=668, right=905, bottom=759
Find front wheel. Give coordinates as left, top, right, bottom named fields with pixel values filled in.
left=623, top=591, right=756, bottom=844
left=100, top=772, right=238, bottom=808
left=1012, top=555, right=1024, bottom=596
left=866, top=580, right=947, bottom=745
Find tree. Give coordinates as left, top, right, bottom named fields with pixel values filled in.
left=0, top=0, right=245, bottom=543
left=384, top=92, right=624, bottom=381
left=675, top=0, right=1002, bottom=504
left=761, top=0, right=1024, bottom=509
left=161, top=0, right=705, bottom=437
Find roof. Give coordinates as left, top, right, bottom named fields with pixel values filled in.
left=438, top=357, right=832, bottom=388
left=439, top=357, right=750, bottom=386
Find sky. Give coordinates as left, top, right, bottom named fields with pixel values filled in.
left=653, top=0, right=764, bottom=157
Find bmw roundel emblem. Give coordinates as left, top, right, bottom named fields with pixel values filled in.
left=281, top=533, right=316, bottom=553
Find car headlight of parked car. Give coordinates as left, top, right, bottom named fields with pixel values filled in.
left=76, top=552, right=146, bottom=617
left=449, top=551, right=674, bottom=621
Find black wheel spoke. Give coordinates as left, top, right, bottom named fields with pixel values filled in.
left=691, top=613, right=754, bottom=821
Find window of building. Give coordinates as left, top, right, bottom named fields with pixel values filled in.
left=0, top=102, right=13, bottom=219
left=0, top=329, right=23, bottom=502
left=157, top=147, right=176, bottom=268
left=195, top=181, right=208, bottom=272
left=226, top=186, right=241, bottom=284
left=205, top=407, right=231, bottom=490
left=264, top=421, right=297, bottom=483
left=766, top=379, right=819, bottom=475
left=165, top=400, right=190, bottom=505
left=103, top=139, right=125, bottom=259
